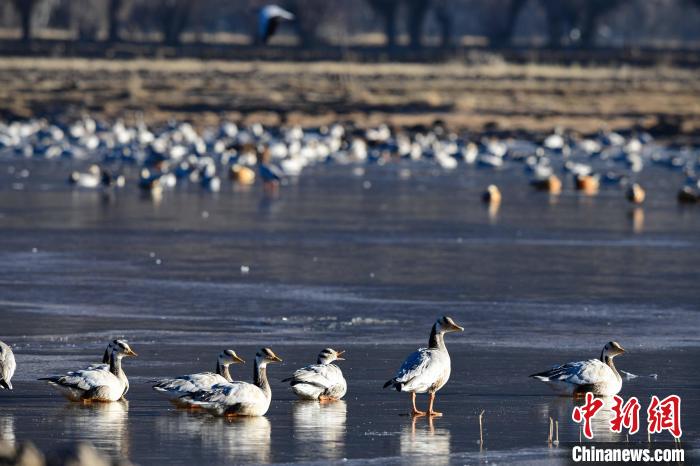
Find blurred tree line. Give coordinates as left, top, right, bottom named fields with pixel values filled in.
left=2, top=0, right=700, bottom=48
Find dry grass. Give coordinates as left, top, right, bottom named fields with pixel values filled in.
left=1, top=57, right=700, bottom=135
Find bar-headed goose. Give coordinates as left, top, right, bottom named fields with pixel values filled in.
left=530, top=341, right=626, bottom=397
left=87, top=339, right=131, bottom=396
left=282, top=348, right=347, bottom=401
left=0, top=341, right=16, bottom=390
left=180, top=348, right=282, bottom=417
left=152, top=350, right=245, bottom=403
left=40, top=340, right=137, bottom=402
left=383, top=316, right=464, bottom=417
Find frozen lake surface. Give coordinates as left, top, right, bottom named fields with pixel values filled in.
left=0, top=160, right=698, bottom=464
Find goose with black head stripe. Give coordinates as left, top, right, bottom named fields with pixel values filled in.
left=86, top=339, right=130, bottom=396
left=40, top=340, right=137, bottom=402
left=152, top=349, right=245, bottom=403
left=384, top=316, right=464, bottom=417
left=282, top=348, right=347, bottom=401
left=180, top=348, right=282, bottom=417
left=530, top=341, right=626, bottom=397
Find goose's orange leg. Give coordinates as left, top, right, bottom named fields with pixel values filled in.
left=428, top=392, right=442, bottom=417
left=411, top=392, right=426, bottom=417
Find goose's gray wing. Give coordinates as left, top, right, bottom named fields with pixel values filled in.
left=394, top=349, right=432, bottom=384
left=181, top=381, right=265, bottom=408
left=0, top=342, right=16, bottom=390
left=284, top=364, right=334, bottom=388
left=531, top=359, right=609, bottom=385
left=41, top=366, right=120, bottom=392
left=153, top=372, right=227, bottom=395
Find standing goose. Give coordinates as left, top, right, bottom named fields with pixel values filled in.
left=530, top=341, right=626, bottom=397
left=0, top=341, right=16, bottom=390
left=40, top=340, right=137, bottom=402
left=384, top=316, right=464, bottom=417
left=180, top=348, right=282, bottom=417
left=282, top=348, right=347, bottom=401
left=152, top=350, right=245, bottom=403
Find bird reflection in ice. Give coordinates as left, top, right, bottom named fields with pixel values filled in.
left=156, top=411, right=271, bottom=464
left=0, top=414, right=15, bottom=447
left=292, top=400, right=347, bottom=461
left=400, top=416, right=451, bottom=465
left=60, top=400, right=130, bottom=460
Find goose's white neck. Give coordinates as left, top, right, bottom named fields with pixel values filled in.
left=600, top=352, right=621, bottom=382
left=253, top=360, right=271, bottom=399
left=216, top=360, right=232, bottom=382
left=109, top=353, right=124, bottom=377
left=428, top=323, right=447, bottom=351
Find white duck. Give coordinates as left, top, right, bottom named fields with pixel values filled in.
left=384, top=316, right=464, bottom=416
left=282, top=348, right=347, bottom=401
left=0, top=341, right=16, bottom=390
left=152, top=350, right=245, bottom=403
left=530, top=341, right=626, bottom=397
left=180, top=348, right=282, bottom=417
left=40, top=340, right=137, bottom=402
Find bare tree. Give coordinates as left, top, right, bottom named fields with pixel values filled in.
left=159, top=0, right=190, bottom=45
left=107, top=0, right=123, bottom=42
left=407, top=0, right=430, bottom=48
left=289, top=0, right=330, bottom=47
left=11, top=0, right=37, bottom=41
left=569, top=0, right=628, bottom=47
left=433, top=0, right=452, bottom=48
left=366, top=0, right=399, bottom=48
left=486, top=0, right=527, bottom=46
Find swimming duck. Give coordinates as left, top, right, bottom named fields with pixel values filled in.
left=678, top=186, right=699, bottom=203
left=180, top=348, right=282, bottom=417
left=0, top=341, right=16, bottom=390
left=482, top=185, right=501, bottom=204
left=626, top=183, right=645, bottom=204
left=383, top=316, right=464, bottom=417
left=40, top=340, right=137, bottom=402
left=531, top=175, right=562, bottom=194
left=68, top=164, right=102, bottom=188
left=282, top=348, right=347, bottom=401
left=574, top=174, right=600, bottom=194
left=230, top=165, right=256, bottom=185
left=152, top=350, right=245, bottom=403
left=530, top=341, right=625, bottom=397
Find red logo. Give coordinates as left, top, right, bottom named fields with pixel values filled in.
left=571, top=394, right=682, bottom=439
left=572, top=392, right=604, bottom=439
left=610, top=395, right=641, bottom=435
left=647, top=395, right=682, bottom=439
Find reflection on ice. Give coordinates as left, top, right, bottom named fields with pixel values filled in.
left=400, top=417, right=451, bottom=465
left=292, top=400, right=347, bottom=460
left=156, top=412, right=271, bottom=464
left=537, top=396, right=626, bottom=443
left=0, top=414, right=15, bottom=447
left=59, top=400, right=130, bottom=459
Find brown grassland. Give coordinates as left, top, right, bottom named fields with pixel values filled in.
left=2, top=57, right=700, bottom=137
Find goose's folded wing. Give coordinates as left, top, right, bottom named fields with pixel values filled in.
left=153, top=372, right=225, bottom=393
left=286, top=365, right=334, bottom=388
left=394, top=349, right=432, bottom=383
left=534, top=359, right=606, bottom=384
left=190, top=382, right=264, bottom=406
left=46, top=367, right=117, bottom=391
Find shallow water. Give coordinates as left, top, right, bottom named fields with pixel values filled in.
left=0, top=160, right=698, bottom=464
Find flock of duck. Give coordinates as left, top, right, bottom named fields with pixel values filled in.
left=1, top=117, right=699, bottom=203
left=1, top=317, right=627, bottom=418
